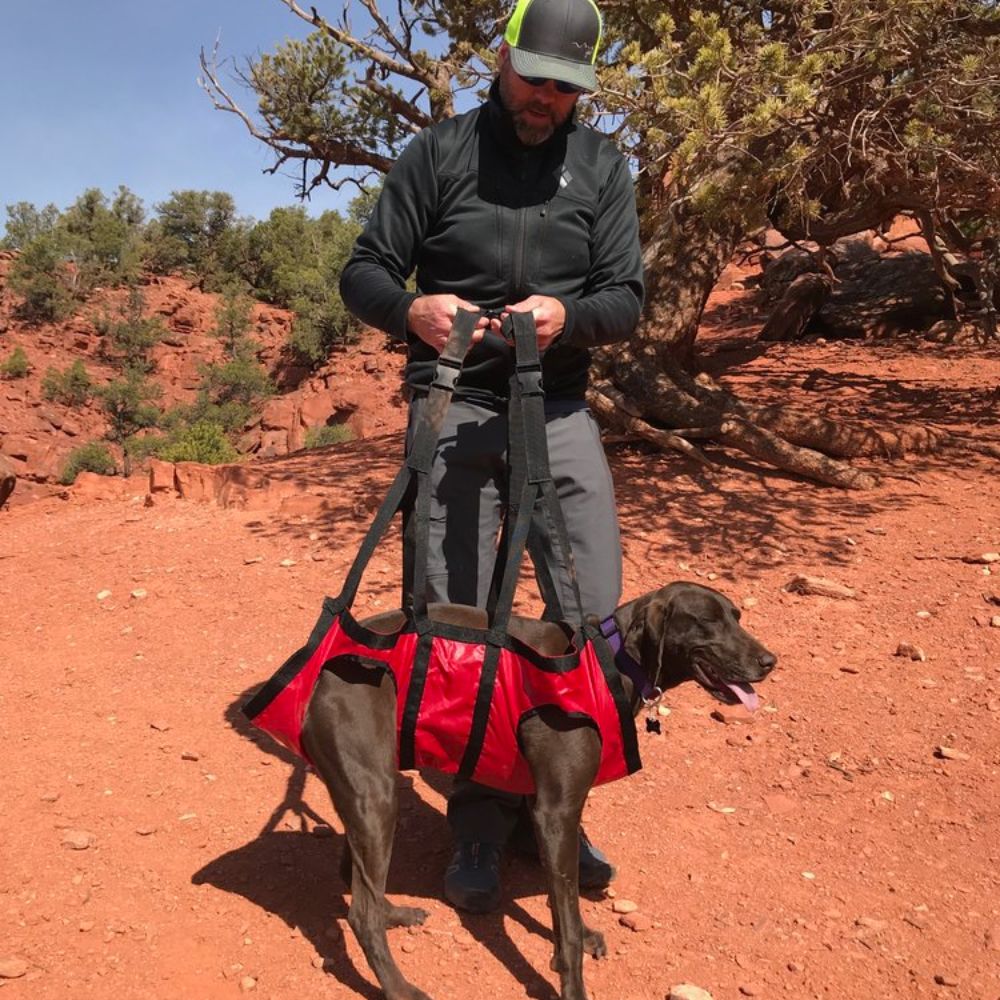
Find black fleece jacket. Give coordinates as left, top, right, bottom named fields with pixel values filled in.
left=339, top=84, right=644, bottom=404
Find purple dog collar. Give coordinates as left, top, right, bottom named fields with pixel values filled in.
left=599, top=616, right=661, bottom=704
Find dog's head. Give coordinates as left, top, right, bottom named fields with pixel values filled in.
left=619, top=582, right=776, bottom=711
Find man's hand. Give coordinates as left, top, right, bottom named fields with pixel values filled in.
left=407, top=295, right=490, bottom=353
left=500, top=295, right=566, bottom=351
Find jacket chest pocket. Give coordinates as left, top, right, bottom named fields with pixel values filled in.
left=529, top=191, right=595, bottom=288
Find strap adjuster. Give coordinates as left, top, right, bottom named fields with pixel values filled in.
left=431, top=359, right=462, bottom=392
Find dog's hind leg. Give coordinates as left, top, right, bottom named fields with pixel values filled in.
left=303, top=669, right=431, bottom=1000
left=521, top=708, right=603, bottom=1000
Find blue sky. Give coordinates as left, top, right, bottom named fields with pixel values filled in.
left=0, top=1, right=338, bottom=233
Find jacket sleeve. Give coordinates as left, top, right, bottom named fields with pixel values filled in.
left=558, top=152, right=644, bottom=348
left=339, top=130, right=438, bottom=341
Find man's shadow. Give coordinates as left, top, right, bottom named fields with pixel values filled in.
left=192, top=685, right=565, bottom=999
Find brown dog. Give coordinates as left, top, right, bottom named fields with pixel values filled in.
left=301, top=581, right=776, bottom=1000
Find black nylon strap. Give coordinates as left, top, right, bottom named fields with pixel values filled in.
left=398, top=632, right=434, bottom=770
left=332, top=464, right=414, bottom=612
left=337, top=309, right=479, bottom=615
left=408, top=308, right=480, bottom=627
left=508, top=312, right=585, bottom=624
left=407, top=309, right=479, bottom=474
left=456, top=641, right=503, bottom=779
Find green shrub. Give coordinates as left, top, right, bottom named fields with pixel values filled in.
left=303, top=424, right=354, bottom=449
left=0, top=346, right=31, bottom=379
left=7, top=232, right=76, bottom=322
left=158, top=421, right=238, bottom=465
left=60, top=442, right=116, bottom=484
left=41, top=360, right=92, bottom=406
left=94, top=286, right=165, bottom=373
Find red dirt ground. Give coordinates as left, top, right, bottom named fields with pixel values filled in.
left=2, top=298, right=1000, bottom=1000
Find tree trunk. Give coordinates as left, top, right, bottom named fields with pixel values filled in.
left=588, top=190, right=955, bottom=490
left=758, top=272, right=832, bottom=342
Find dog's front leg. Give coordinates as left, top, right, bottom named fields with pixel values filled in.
left=304, top=671, right=431, bottom=1000
left=523, top=711, right=602, bottom=1000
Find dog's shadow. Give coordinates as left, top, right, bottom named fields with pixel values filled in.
left=191, top=686, right=565, bottom=1000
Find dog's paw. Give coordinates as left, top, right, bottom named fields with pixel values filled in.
left=583, top=926, right=607, bottom=959
left=386, top=904, right=429, bottom=928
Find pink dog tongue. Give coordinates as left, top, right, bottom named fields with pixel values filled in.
left=726, top=682, right=759, bottom=712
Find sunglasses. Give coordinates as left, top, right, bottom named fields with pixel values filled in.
left=515, top=71, right=585, bottom=96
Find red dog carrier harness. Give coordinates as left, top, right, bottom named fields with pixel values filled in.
left=243, top=311, right=641, bottom=794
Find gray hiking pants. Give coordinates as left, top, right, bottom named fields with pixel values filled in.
left=402, top=396, right=622, bottom=842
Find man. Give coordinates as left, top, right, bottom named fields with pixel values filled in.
left=339, top=0, right=644, bottom=913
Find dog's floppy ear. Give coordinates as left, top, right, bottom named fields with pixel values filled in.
left=622, top=594, right=672, bottom=675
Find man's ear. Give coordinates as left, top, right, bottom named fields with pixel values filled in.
left=498, top=41, right=510, bottom=67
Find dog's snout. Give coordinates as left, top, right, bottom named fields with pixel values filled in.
left=758, top=651, right=777, bottom=674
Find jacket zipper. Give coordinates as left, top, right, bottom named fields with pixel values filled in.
left=512, top=205, right=528, bottom=301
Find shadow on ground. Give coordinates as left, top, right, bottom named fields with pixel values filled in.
left=192, top=687, right=574, bottom=1000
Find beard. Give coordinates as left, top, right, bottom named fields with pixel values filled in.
left=498, top=72, right=569, bottom=146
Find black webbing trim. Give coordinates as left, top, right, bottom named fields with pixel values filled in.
left=585, top=622, right=642, bottom=776
left=398, top=632, right=434, bottom=770
left=457, top=641, right=503, bottom=780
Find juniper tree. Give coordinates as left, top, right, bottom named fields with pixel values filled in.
left=203, top=0, right=1000, bottom=486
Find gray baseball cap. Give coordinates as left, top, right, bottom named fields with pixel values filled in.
left=503, top=0, right=603, bottom=93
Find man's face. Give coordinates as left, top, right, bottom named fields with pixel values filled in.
left=497, top=43, right=581, bottom=146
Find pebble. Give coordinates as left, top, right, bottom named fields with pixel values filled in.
left=710, top=704, right=756, bottom=725
left=894, top=642, right=927, bottom=661
left=0, top=959, right=28, bottom=979
left=934, top=973, right=959, bottom=987
left=62, top=830, right=95, bottom=850
left=400, top=941, right=417, bottom=954
left=668, top=985, right=714, bottom=1000
left=916, top=610, right=932, bottom=619
left=244, top=556, right=264, bottom=564
left=739, top=985, right=762, bottom=997
left=763, top=793, right=796, bottom=815
left=991, top=616, right=1000, bottom=628
left=964, top=552, right=1000, bottom=564
left=149, top=720, right=170, bottom=732
left=619, top=912, right=651, bottom=932
left=839, top=665, right=860, bottom=674
left=742, top=597, right=758, bottom=610
left=856, top=916, right=888, bottom=932
left=240, top=976, right=257, bottom=991
left=181, top=751, right=201, bottom=762
left=984, top=923, right=1000, bottom=951
left=279, top=558, right=296, bottom=568
left=96, top=590, right=112, bottom=601
left=131, top=588, right=147, bottom=599
left=611, top=899, right=638, bottom=914
left=135, top=826, right=156, bottom=836
left=935, top=746, right=970, bottom=761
